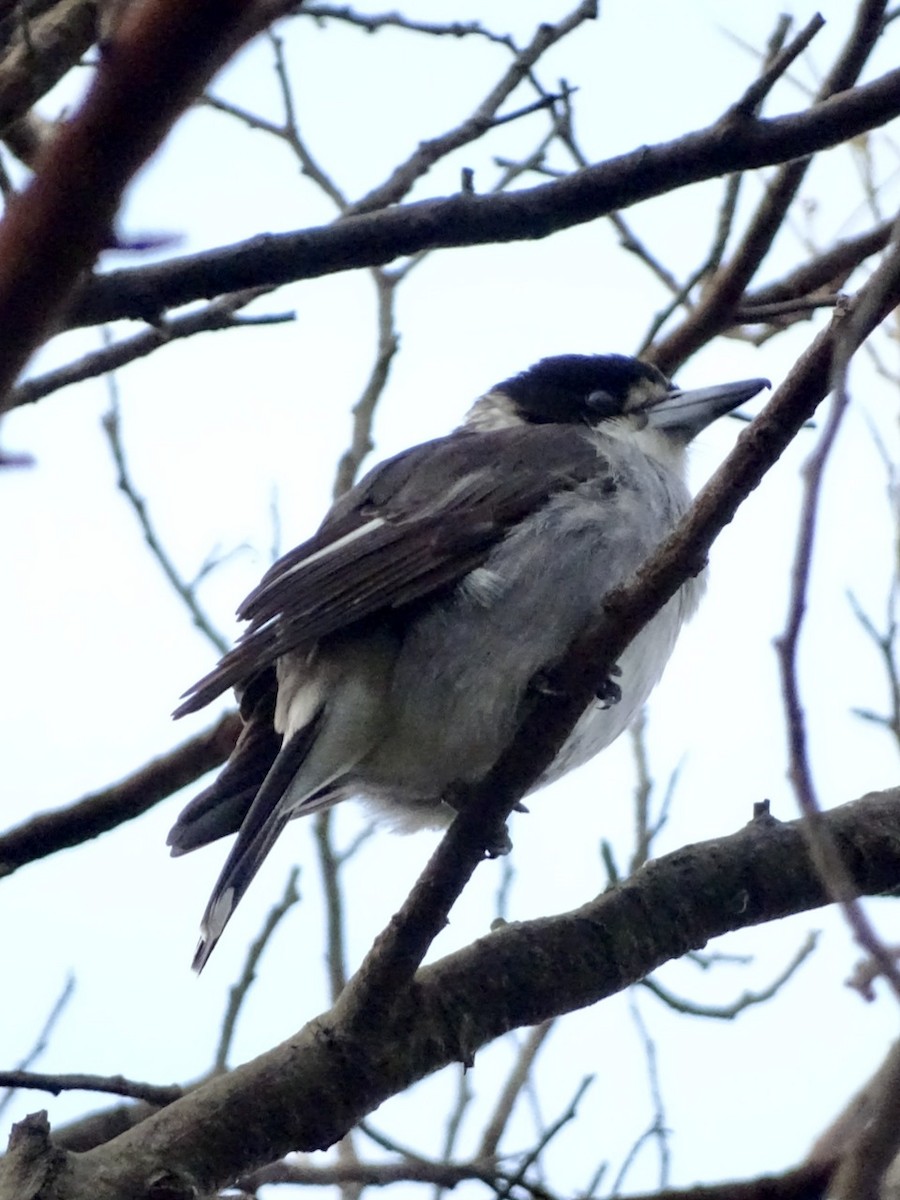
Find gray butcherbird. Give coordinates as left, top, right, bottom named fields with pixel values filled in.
left=169, top=354, right=769, bottom=971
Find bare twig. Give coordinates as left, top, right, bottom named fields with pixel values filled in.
left=637, top=14, right=797, bottom=351
left=743, top=218, right=894, bottom=311
left=102, top=373, right=230, bottom=656
left=618, top=993, right=671, bottom=1193
left=653, top=2, right=889, bottom=373
left=848, top=589, right=900, bottom=744
left=641, top=930, right=818, bottom=1018
left=493, top=1075, right=593, bottom=1200
left=627, top=709, right=679, bottom=874
left=0, top=1069, right=182, bottom=1105
left=6, top=288, right=293, bottom=412
left=433, top=1066, right=474, bottom=1200
left=300, top=6, right=517, bottom=48
left=478, top=1020, right=555, bottom=1158
left=214, top=867, right=302, bottom=1072
left=314, top=811, right=351, bottom=1001
left=731, top=14, right=825, bottom=117
left=776, top=222, right=900, bottom=1004
left=0, top=974, right=74, bottom=1119
left=346, top=1, right=598, bottom=216
left=331, top=271, right=400, bottom=497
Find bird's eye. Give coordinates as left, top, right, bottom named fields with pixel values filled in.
left=586, top=389, right=621, bottom=418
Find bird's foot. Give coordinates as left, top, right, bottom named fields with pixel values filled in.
left=596, top=663, right=623, bottom=709
left=484, top=822, right=512, bottom=858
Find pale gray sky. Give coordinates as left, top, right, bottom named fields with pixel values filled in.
left=4, top=3, right=900, bottom=1192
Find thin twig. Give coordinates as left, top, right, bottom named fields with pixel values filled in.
left=0, top=1069, right=182, bottom=1105
left=331, top=271, right=400, bottom=497
left=432, top=1067, right=474, bottom=1200
left=314, top=811, right=350, bottom=1001
left=493, top=1075, right=593, bottom=1200
left=7, top=288, right=292, bottom=412
left=300, top=5, right=517, bottom=48
left=641, top=930, right=818, bottom=1018
left=478, top=1020, right=555, bottom=1158
left=346, top=1, right=598, bottom=216
left=776, top=219, right=900, bottom=1003
left=619, top=993, right=670, bottom=1193
left=653, top=4, right=886, bottom=373
left=214, top=867, right=301, bottom=1072
left=101, top=366, right=230, bottom=656
left=0, top=975, right=75, bottom=1119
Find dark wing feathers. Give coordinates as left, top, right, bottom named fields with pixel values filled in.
left=167, top=669, right=281, bottom=852
left=174, top=425, right=606, bottom=717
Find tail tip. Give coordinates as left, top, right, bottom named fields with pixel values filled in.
left=191, top=887, right=236, bottom=973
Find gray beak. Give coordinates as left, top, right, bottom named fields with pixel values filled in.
left=647, top=376, right=770, bottom=439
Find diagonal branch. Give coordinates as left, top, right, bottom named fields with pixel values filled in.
left=5, top=289, right=294, bottom=412
left=333, top=247, right=900, bottom=1028
left=652, top=0, right=890, bottom=373
left=346, top=0, right=597, bottom=215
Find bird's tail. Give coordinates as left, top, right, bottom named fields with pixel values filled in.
left=191, top=717, right=323, bottom=972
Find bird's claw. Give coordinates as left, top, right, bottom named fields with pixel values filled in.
left=485, top=822, right=512, bottom=858
left=596, top=664, right=622, bottom=709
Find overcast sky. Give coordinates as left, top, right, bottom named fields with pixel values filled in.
left=3, top=2, right=900, bottom=1194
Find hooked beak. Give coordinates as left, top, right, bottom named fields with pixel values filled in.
left=647, top=376, right=770, bottom=439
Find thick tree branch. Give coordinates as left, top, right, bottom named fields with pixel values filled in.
left=20, top=788, right=900, bottom=1199
left=58, top=64, right=900, bottom=332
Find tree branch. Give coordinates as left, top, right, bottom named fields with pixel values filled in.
left=651, top=0, right=890, bottom=373
left=30, top=787, right=900, bottom=1199
left=0, top=713, right=239, bottom=877
left=4, top=289, right=293, bottom=412
left=58, top=64, right=900, bottom=333
left=0, top=0, right=99, bottom=134
left=0, top=0, right=263, bottom=413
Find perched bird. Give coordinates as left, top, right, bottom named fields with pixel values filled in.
left=170, top=354, right=768, bottom=970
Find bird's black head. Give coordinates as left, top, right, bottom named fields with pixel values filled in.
left=476, top=353, right=769, bottom=444
left=493, top=354, right=669, bottom=425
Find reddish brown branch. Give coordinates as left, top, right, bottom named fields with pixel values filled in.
left=0, top=0, right=260, bottom=413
